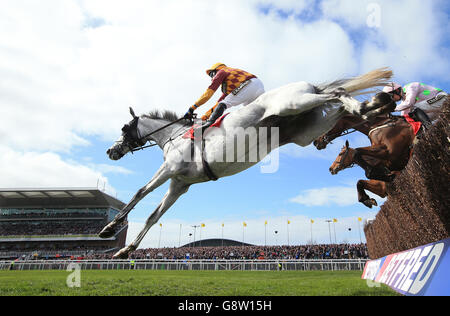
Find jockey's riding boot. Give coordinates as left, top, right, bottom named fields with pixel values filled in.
left=410, top=108, right=432, bottom=130
left=195, top=103, right=227, bottom=136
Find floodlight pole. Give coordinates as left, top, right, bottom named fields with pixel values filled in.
left=178, top=224, right=182, bottom=247
left=325, top=220, right=333, bottom=244
left=192, top=225, right=200, bottom=247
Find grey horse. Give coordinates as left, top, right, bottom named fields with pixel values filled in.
left=100, top=68, right=393, bottom=258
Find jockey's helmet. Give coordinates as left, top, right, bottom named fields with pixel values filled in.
left=206, top=63, right=226, bottom=77
left=383, top=82, right=402, bottom=95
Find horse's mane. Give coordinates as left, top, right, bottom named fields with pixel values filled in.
left=142, top=110, right=191, bottom=126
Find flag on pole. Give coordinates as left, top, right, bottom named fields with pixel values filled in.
left=158, top=223, right=163, bottom=248
left=287, top=220, right=291, bottom=225
left=222, top=223, right=224, bottom=227
left=311, top=219, right=314, bottom=224
left=357, top=217, right=363, bottom=243
left=264, top=220, right=268, bottom=246
left=201, top=223, right=205, bottom=228
left=243, top=222, right=247, bottom=227
left=333, top=218, right=338, bottom=223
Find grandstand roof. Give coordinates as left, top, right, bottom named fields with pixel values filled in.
left=0, top=188, right=125, bottom=210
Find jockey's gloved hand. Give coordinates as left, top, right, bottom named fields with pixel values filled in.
left=184, top=107, right=194, bottom=119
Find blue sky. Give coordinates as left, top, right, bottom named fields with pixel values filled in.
left=0, top=0, right=449, bottom=248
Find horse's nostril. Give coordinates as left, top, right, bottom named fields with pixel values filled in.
left=106, top=149, right=111, bottom=155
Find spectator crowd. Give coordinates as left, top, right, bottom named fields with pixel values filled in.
left=0, top=220, right=106, bottom=236
left=88, top=244, right=369, bottom=260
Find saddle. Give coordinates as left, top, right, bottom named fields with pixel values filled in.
left=182, top=113, right=229, bottom=140
left=404, top=114, right=422, bottom=136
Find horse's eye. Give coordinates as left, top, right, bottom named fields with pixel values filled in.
left=121, top=125, right=129, bottom=132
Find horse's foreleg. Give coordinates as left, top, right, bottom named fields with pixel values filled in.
left=362, top=105, right=392, bottom=120
left=314, top=115, right=361, bottom=150
left=355, top=144, right=390, bottom=160
left=99, top=164, right=171, bottom=238
left=352, top=145, right=396, bottom=182
left=357, top=179, right=387, bottom=208
left=113, top=179, right=190, bottom=259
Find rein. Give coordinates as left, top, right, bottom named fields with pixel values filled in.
left=322, top=120, right=369, bottom=145
left=324, top=115, right=400, bottom=145
left=130, top=142, right=159, bottom=153
left=130, top=116, right=196, bottom=153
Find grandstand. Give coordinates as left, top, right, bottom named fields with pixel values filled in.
left=0, top=188, right=127, bottom=260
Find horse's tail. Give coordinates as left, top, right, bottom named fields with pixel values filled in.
left=316, top=67, right=393, bottom=97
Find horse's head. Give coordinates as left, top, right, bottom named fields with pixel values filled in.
left=329, top=140, right=355, bottom=175
left=107, top=107, right=147, bottom=160
left=363, top=92, right=397, bottom=119
left=373, top=92, right=397, bottom=111
left=313, top=135, right=330, bottom=150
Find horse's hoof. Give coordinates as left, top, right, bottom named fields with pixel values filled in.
left=99, top=223, right=116, bottom=239
left=362, top=199, right=377, bottom=208
left=362, top=201, right=373, bottom=209
left=333, top=87, right=348, bottom=98
left=112, top=246, right=136, bottom=259
left=314, top=142, right=326, bottom=150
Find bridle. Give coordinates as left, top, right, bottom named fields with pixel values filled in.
left=119, top=115, right=195, bottom=153
left=334, top=145, right=354, bottom=173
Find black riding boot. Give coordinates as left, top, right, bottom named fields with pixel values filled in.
left=195, top=103, right=227, bottom=136
left=409, top=108, right=432, bottom=130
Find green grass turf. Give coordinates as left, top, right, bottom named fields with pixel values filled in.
left=0, top=270, right=399, bottom=296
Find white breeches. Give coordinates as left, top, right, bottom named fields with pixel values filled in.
left=414, top=92, right=447, bottom=121
left=221, top=78, right=265, bottom=109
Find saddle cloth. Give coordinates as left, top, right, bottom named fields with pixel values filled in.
left=404, top=114, right=422, bottom=135
left=183, top=113, right=230, bottom=140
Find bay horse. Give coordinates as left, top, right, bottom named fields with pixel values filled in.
left=99, top=68, right=393, bottom=258
left=313, top=92, right=396, bottom=151
left=327, top=113, right=418, bottom=208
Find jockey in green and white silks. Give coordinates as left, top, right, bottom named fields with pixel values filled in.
left=383, top=82, right=447, bottom=121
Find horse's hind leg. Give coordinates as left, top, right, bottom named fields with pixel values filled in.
left=99, top=164, right=171, bottom=238
left=357, top=179, right=387, bottom=208
left=113, top=179, right=190, bottom=259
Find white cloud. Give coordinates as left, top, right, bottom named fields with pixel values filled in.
left=321, top=0, right=450, bottom=81
left=1, top=0, right=448, bottom=155
left=257, top=0, right=312, bottom=15
left=290, top=186, right=358, bottom=206
left=0, top=0, right=360, bottom=154
left=88, top=163, right=133, bottom=175
left=0, top=145, right=116, bottom=195
left=279, top=133, right=371, bottom=161
left=289, top=184, right=386, bottom=207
